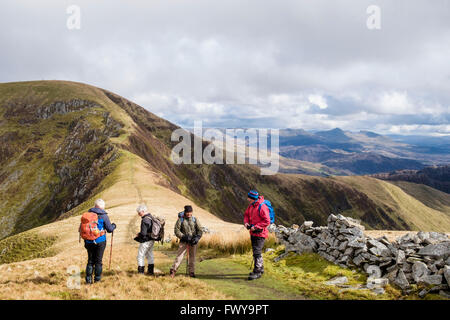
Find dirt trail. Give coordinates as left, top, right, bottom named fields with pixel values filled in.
left=161, top=249, right=307, bottom=300
left=34, top=154, right=242, bottom=253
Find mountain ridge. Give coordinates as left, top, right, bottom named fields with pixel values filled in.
left=371, top=165, right=450, bottom=194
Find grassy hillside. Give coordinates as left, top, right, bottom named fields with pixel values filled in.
left=333, top=176, right=450, bottom=231
left=1, top=80, right=449, bottom=243
left=387, top=181, right=450, bottom=215
left=0, top=81, right=130, bottom=239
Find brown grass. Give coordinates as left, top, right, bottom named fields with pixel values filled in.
left=0, top=243, right=230, bottom=300
left=171, top=230, right=279, bottom=255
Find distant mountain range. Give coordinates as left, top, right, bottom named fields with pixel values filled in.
left=278, top=128, right=450, bottom=175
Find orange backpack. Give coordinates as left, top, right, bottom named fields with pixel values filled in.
left=79, top=212, right=106, bottom=241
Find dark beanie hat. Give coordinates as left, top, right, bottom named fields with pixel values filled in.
left=184, top=205, right=193, bottom=213
left=248, top=190, right=259, bottom=200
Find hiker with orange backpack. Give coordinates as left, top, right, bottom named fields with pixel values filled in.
left=79, top=199, right=116, bottom=284
left=170, top=205, right=203, bottom=278
left=244, top=190, right=271, bottom=280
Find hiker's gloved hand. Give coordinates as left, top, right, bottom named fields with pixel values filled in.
left=190, top=235, right=201, bottom=245
left=181, top=235, right=192, bottom=243
left=252, top=226, right=263, bottom=233
left=133, top=232, right=142, bottom=242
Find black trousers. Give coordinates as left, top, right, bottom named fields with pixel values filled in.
left=251, top=235, right=265, bottom=271
left=85, top=241, right=107, bottom=280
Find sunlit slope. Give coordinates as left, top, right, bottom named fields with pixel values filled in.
left=0, top=80, right=136, bottom=136
left=36, top=151, right=242, bottom=255
left=334, top=176, right=450, bottom=232
left=387, top=180, right=450, bottom=215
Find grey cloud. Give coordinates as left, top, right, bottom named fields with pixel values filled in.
left=0, top=0, right=449, bottom=135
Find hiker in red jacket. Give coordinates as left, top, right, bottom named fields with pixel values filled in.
left=244, top=190, right=271, bottom=280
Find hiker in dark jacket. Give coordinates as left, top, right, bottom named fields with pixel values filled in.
left=170, top=205, right=203, bottom=278
left=134, top=204, right=155, bottom=275
left=83, top=199, right=116, bottom=284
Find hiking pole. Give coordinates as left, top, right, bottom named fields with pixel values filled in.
left=109, top=231, right=114, bottom=270
left=79, top=231, right=82, bottom=272
left=186, top=244, right=190, bottom=276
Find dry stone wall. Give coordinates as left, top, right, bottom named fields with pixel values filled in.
left=270, top=214, right=450, bottom=297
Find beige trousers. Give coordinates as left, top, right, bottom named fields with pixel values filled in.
left=171, top=242, right=197, bottom=273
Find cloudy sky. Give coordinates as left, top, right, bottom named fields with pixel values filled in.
left=1, top=0, right=449, bottom=135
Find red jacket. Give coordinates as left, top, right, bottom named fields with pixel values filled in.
left=244, top=196, right=270, bottom=238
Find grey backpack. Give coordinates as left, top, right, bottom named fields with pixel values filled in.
left=148, top=214, right=166, bottom=243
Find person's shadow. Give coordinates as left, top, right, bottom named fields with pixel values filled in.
left=195, top=273, right=249, bottom=280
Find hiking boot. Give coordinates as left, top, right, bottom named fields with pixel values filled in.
left=248, top=267, right=263, bottom=280
left=85, top=265, right=94, bottom=284
left=147, top=264, right=154, bottom=276
left=138, top=266, right=145, bottom=274
left=249, top=268, right=264, bottom=277
left=248, top=271, right=263, bottom=281
left=94, top=265, right=102, bottom=282
left=170, top=268, right=176, bottom=278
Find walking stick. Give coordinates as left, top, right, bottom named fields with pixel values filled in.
left=79, top=228, right=82, bottom=270
left=109, top=231, right=114, bottom=270
left=186, top=244, right=190, bottom=275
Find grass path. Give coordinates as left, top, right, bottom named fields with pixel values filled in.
left=160, top=249, right=307, bottom=300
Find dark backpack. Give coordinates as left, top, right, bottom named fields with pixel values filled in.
left=258, top=200, right=275, bottom=224
left=147, top=214, right=165, bottom=243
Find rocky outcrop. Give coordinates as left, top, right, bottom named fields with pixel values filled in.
left=36, top=99, right=102, bottom=119
left=4, top=99, right=104, bottom=124
left=48, top=114, right=123, bottom=215
left=271, top=214, right=450, bottom=297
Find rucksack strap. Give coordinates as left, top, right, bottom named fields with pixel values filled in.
left=180, top=216, right=196, bottom=223
left=179, top=210, right=196, bottom=223
left=258, top=202, right=267, bottom=217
